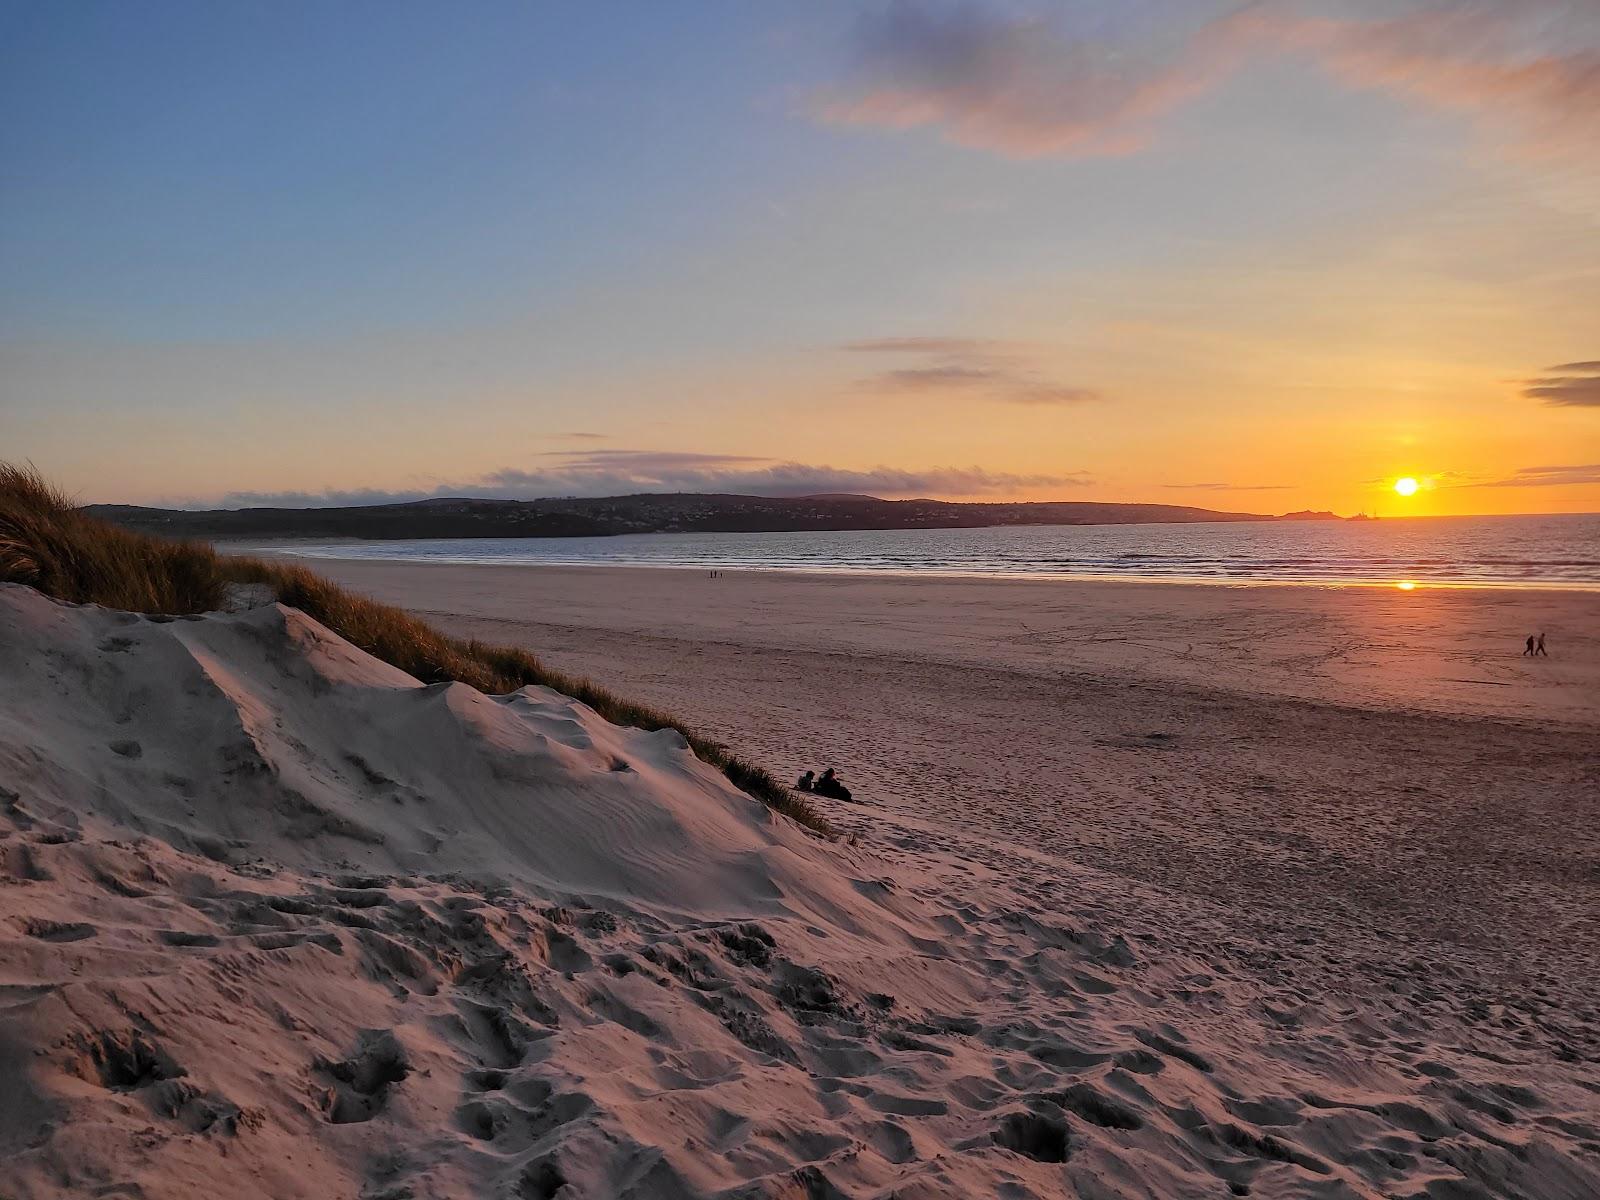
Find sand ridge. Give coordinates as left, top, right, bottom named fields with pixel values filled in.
left=3, top=582, right=1599, bottom=1198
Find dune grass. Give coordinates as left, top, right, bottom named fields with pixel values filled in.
left=0, top=463, right=828, bottom=835
left=0, top=464, right=231, bottom=614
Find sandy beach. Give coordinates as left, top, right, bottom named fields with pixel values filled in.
left=291, top=560, right=1600, bottom=978
left=285, top=561, right=1600, bottom=727
left=7, top=563, right=1600, bottom=1198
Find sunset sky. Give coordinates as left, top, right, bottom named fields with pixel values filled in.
left=2, top=0, right=1597, bottom=516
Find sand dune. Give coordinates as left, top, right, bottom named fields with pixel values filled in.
left=3, top=581, right=1599, bottom=1199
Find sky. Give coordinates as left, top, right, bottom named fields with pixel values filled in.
left=2, top=0, right=1597, bottom=517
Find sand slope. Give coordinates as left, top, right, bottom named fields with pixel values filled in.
left=2, top=584, right=1597, bottom=1199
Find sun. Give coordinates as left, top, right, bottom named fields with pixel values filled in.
left=1393, top=476, right=1420, bottom=497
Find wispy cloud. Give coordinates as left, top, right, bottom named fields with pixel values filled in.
left=212, top=451, right=1093, bottom=508
left=1299, top=4, right=1600, bottom=158
left=816, top=2, right=1245, bottom=158
left=1523, top=360, right=1600, bottom=407
left=845, top=335, right=1099, bottom=405
left=817, top=2, right=1600, bottom=160
left=521, top=450, right=769, bottom=472
left=1464, top=463, right=1600, bottom=488
left=845, top=336, right=1000, bottom=355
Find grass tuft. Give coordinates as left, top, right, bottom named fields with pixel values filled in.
left=0, top=463, right=229, bottom=614
left=0, top=462, right=828, bottom=835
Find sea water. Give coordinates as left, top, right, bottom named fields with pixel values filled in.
left=269, top=513, right=1600, bottom=588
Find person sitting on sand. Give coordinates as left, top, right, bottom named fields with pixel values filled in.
left=1523, top=635, right=1536, bottom=656
left=795, top=770, right=814, bottom=792
left=814, top=768, right=852, bottom=803
left=1536, top=632, right=1548, bottom=657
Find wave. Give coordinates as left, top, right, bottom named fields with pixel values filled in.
left=275, top=514, right=1600, bottom=588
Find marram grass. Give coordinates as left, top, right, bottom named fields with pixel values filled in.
left=0, top=462, right=828, bottom=835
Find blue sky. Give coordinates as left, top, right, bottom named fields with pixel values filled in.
left=2, top=1, right=1597, bottom=513
left=1, top=3, right=828, bottom=338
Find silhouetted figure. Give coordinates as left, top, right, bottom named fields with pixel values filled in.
left=795, top=770, right=814, bottom=792
left=1524, top=635, right=1536, bottom=656
left=1536, top=632, right=1548, bottom=657
left=814, top=768, right=853, bottom=803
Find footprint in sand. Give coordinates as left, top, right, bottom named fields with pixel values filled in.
left=24, top=918, right=96, bottom=942
left=314, top=1028, right=410, bottom=1124
left=991, top=1106, right=1071, bottom=1163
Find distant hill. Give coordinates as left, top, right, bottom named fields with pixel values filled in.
left=85, top=493, right=1348, bottom=542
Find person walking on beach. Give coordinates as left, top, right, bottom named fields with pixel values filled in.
left=1523, top=635, right=1536, bottom=656
left=1536, top=632, right=1548, bottom=657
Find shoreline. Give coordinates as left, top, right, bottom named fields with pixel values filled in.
left=239, top=554, right=1600, bottom=730
left=229, top=544, right=1600, bottom=594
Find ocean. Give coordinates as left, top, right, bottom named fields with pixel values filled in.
left=267, top=513, right=1600, bottom=588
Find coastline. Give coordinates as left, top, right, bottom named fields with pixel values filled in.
left=257, top=555, right=1600, bottom=999
left=217, top=508, right=1600, bottom=591
left=250, top=552, right=1600, bottom=592
left=9, top=543, right=1598, bottom=1197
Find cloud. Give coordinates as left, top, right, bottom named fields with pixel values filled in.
left=489, top=454, right=1092, bottom=497
left=216, top=486, right=467, bottom=508
left=816, top=1, right=1247, bottom=157
left=1524, top=360, right=1600, bottom=406
left=816, top=1, right=1600, bottom=160
left=878, top=364, right=1006, bottom=390
left=1298, top=4, right=1600, bottom=157
left=845, top=335, right=1099, bottom=405
left=1465, top=463, right=1600, bottom=487
left=211, top=451, right=1092, bottom=508
left=1161, top=481, right=1293, bottom=491
left=845, top=336, right=1003, bottom=355
left=1006, top=383, right=1101, bottom=406
left=520, top=450, right=769, bottom=471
